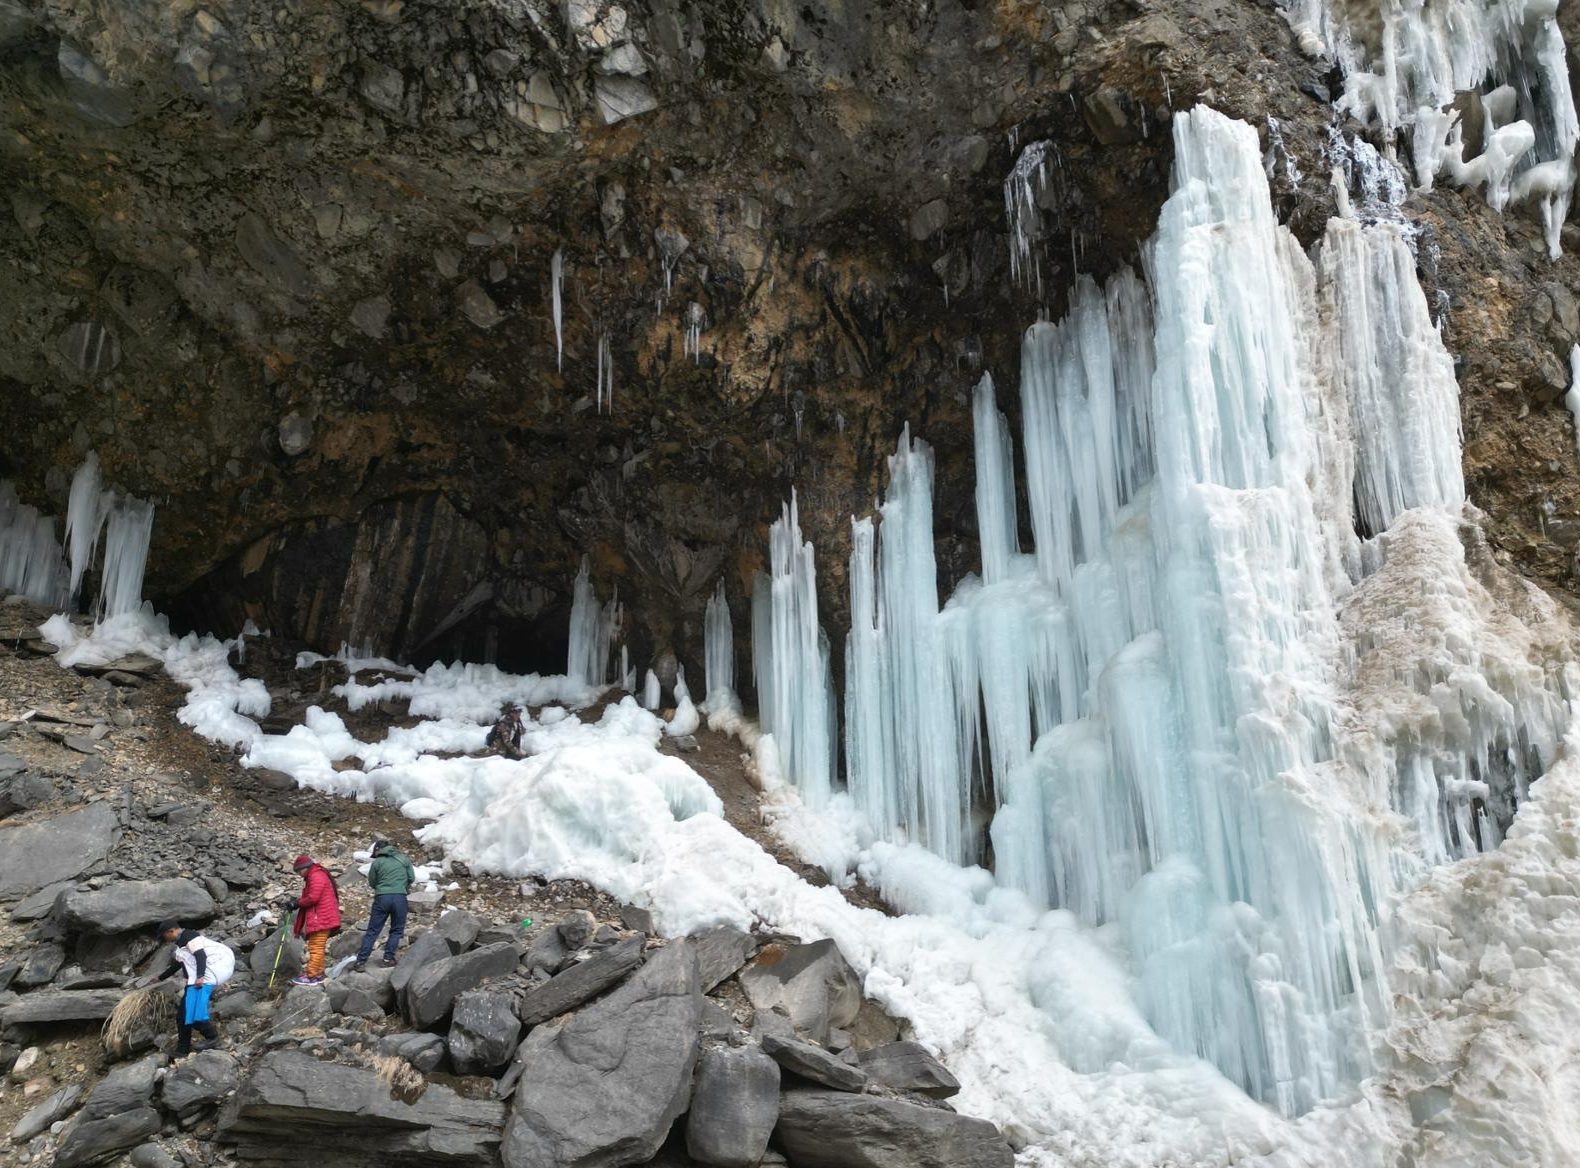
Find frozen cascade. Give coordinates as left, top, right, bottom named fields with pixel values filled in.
left=832, top=105, right=1572, bottom=1118
left=1282, top=0, right=1578, bottom=256
left=565, top=556, right=618, bottom=688
left=63, top=452, right=105, bottom=603
left=98, top=497, right=156, bottom=619
left=1567, top=344, right=1580, bottom=462
left=754, top=495, right=836, bottom=808
left=703, top=579, right=734, bottom=705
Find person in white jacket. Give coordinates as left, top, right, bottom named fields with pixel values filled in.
left=152, top=920, right=235, bottom=1055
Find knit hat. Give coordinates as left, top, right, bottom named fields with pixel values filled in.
left=155, top=919, right=179, bottom=936
left=371, top=840, right=390, bottom=856
left=292, top=854, right=312, bottom=870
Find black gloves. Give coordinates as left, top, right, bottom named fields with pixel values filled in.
left=283, top=898, right=299, bottom=911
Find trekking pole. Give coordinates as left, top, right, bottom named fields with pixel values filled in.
left=266, top=918, right=290, bottom=991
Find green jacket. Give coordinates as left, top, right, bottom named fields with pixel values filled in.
left=367, top=849, right=416, bottom=896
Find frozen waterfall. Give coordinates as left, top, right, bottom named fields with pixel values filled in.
left=565, top=556, right=619, bottom=688
left=757, top=105, right=1571, bottom=1118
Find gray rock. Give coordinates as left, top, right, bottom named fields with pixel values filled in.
left=278, top=411, right=313, bottom=456
left=405, top=942, right=518, bottom=1029
left=516, top=71, right=567, bottom=133
left=457, top=280, right=503, bottom=329
left=500, top=941, right=702, bottom=1168
left=689, top=925, right=756, bottom=993
left=374, top=1030, right=447, bottom=1073
left=0, top=770, right=56, bottom=817
left=271, top=983, right=332, bottom=1035
left=619, top=905, right=655, bottom=935
left=11, top=1083, right=82, bottom=1143
left=594, top=75, right=656, bottom=124
left=449, top=988, right=522, bottom=1075
left=235, top=212, right=313, bottom=296
left=59, top=319, right=121, bottom=374
left=55, top=1108, right=162, bottom=1167
left=161, top=1049, right=239, bottom=1118
left=80, top=1053, right=160, bottom=1119
left=128, top=1144, right=182, bottom=1168
left=762, top=1033, right=867, bottom=1092
left=351, top=294, right=391, bottom=339
left=685, top=1044, right=780, bottom=1167
left=221, top=1049, right=504, bottom=1165
left=327, top=968, right=394, bottom=1014
left=1, top=987, right=123, bottom=1024
left=437, top=908, right=483, bottom=952
left=515, top=935, right=644, bottom=1026
left=390, top=929, right=451, bottom=1011
left=738, top=939, right=862, bottom=1045
left=909, top=199, right=949, bottom=241
left=16, top=942, right=65, bottom=987
left=58, top=878, right=216, bottom=934
left=7, top=885, right=70, bottom=923
left=523, top=927, right=570, bottom=977
left=774, top=1089, right=1014, bottom=1168
left=0, top=803, right=118, bottom=899
left=858, top=1041, right=960, bottom=1099
left=359, top=60, right=405, bottom=116
left=249, top=929, right=302, bottom=984
left=556, top=909, right=597, bottom=950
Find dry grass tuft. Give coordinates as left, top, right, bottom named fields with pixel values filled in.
left=101, top=986, right=173, bottom=1057
left=367, top=1053, right=427, bottom=1104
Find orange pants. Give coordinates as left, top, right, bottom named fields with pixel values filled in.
left=304, top=930, right=330, bottom=978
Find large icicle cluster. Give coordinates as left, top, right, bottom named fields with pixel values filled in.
left=1282, top=0, right=1578, bottom=256
left=760, top=105, right=1572, bottom=1118
left=702, top=580, right=735, bottom=706
left=0, top=453, right=154, bottom=615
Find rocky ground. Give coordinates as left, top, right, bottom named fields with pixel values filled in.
left=0, top=595, right=960, bottom=1168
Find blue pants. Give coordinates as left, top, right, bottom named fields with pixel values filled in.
left=178, top=985, right=217, bottom=1054
left=357, top=893, right=408, bottom=962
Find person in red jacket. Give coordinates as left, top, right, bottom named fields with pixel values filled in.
left=285, top=854, right=341, bottom=986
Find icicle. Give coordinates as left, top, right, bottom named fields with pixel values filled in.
left=684, top=301, right=705, bottom=363
left=1004, top=141, right=1061, bottom=294
left=594, top=331, right=614, bottom=414
left=565, top=557, right=615, bottom=687
left=1566, top=345, right=1580, bottom=462
left=642, top=668, right=662, bottom=710
left=98, top=497, right=155, bottom=619
left=972, top=374, right=1019, bottom=585
left=551, top=248, right=564, bottom=372
left=0, top=484, right=68, bottom=608
left=63, top=452, right=105, bottom=604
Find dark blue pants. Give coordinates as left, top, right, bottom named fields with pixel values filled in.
left=357, top=893, right=408, bottom=962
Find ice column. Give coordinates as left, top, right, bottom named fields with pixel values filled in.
left=757, top=496, right=836, bottom=807
left=565, top=557, right=616, bottom=687
left=971, top=374, right=1019, bottom=584
left=703, top=579, right=735, bottom=705
left=1318, top=219, right=1465, bottom=533
left=98, top=498, right=155, bottom=618
left=0, top=485, right=68, bottom=608
left=551, top=248, right=564, bottom=372
left=63, top=453, right=105, bottom=604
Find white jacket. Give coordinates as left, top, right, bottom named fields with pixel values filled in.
left=174, top=935, right=235, bottom=987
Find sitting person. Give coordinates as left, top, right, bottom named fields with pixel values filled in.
left=485, top=702, right=526, bottom=759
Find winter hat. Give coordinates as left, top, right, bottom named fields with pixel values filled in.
left=155, top=919, right=179, bottom=936
left=292, top=854, right=312, bottom=870
left=371, top=840, right=390, bottom=856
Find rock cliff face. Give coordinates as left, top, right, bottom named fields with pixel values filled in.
left=2, top=0, right=1577, bottom=669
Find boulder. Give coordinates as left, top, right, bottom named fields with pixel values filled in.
left=501, top=941, right=702, bottom=1168
left=858, top=1041, right=960, bottom=1099
left=11, top=1083, right=82, bottom=1143
left=556, top=910, right=597, bottom=950
left=449, top=988, right=522, bottom=1075
left=161, top=1049, right=239, bottom=1119
left=16, top=942, right=65, bottom=987
left=689, top=925, right=756, bottom=993
left=515, top=935, right=644, bottom=1026
left=11, top=880, right=74, bottom=921
left=0, top=770, right=56, bottom=817
left=437, top=909, right=483, bottom=952
left=738, top=939, right=861, bottom=1044
left=128, top=1145, right=182, bottom=1168
left=375, top=1030, right=447, bottom=1073
left=762, top=1033, right=867, bottom=1092
left=1, top=987, right=123, bottom=1025
left=389, top=929, right=450, bottom=1010
left=271, top=983, right=332, bottom=1036
left=58, top=878, right=216, bottom=934
left=328, top=969, right=394, bottom=1018
left=0, top=803, right=118, bottom=899
left=774, top=1089, right=1015, bottom=1168
left=55, top=1108, right=162, bottom=1167
left=80, top=1053, right=160, bottom=1118
left=221, top=1049, right=505, bottom=1166
left=405, top=942, right=518, bottom=1029
left=523, top=927, right=570, bottom=977
left=248, top=929, right=302, bottom=984
left=685, top=1044, right=780, bottom=1167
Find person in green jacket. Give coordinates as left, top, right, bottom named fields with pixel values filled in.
left=353, top=839, right=416, bottom=971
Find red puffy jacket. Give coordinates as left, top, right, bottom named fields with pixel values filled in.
left=292, top=864, right=342, bottom=936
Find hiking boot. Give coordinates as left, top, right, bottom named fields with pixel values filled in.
left=379, top=955, right=397, bottom=968
left=289, top=974, right=325, bottom=986
left=194, top=1038, right=227, bottom=1053
left=352, top=960, right=367, bottom=973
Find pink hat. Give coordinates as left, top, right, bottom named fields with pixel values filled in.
left=292, top=854, right=312, bottom=870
